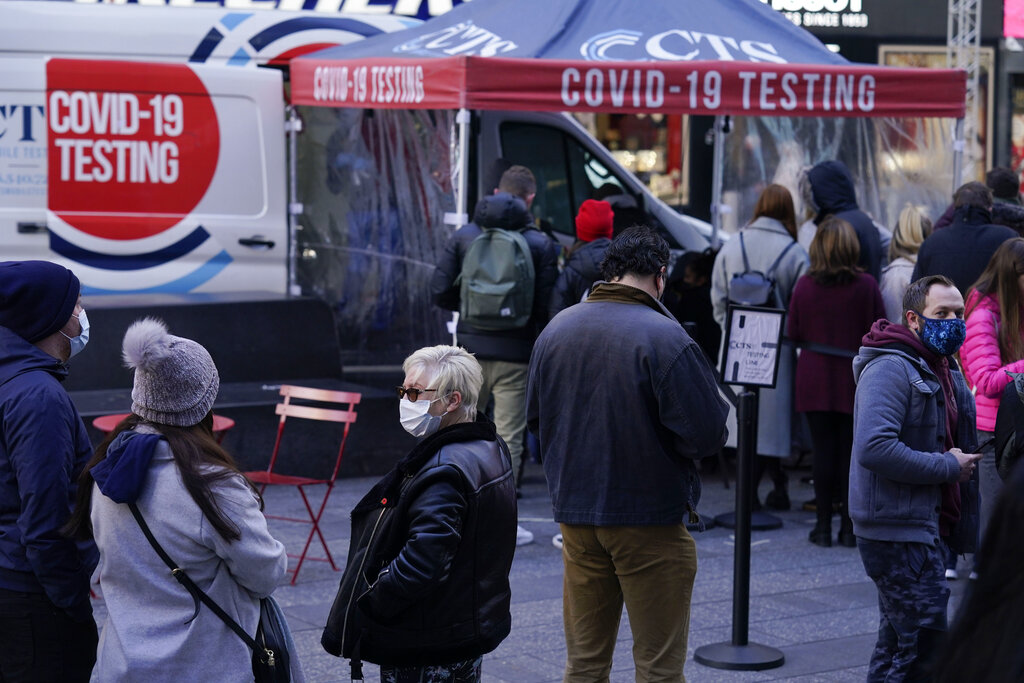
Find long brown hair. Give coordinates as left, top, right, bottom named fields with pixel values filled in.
left=808, top=216, right=861, bottom=286
left=752, top=184, right=798, bottom=240
left=64, top=411, right=261, bottom=542
left=967, top=237, right=1024, bottom=363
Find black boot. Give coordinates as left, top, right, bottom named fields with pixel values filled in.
left=837, top=514, right=856, bottom=547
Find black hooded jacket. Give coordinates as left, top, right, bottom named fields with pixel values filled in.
left=321, top=415, right=516, bottom=668
left=548, top=237, right=610, bottom=319
left=430, top=193, right=559, bottom=362
left=808, top=160, right=883, bottom=281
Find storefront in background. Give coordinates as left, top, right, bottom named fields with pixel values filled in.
left=587, top=0, right=1004, bottom=222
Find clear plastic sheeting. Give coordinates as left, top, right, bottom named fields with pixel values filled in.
left=294, top=106, right=456, bottom=366
left=719, top=116, right=957, bottom=235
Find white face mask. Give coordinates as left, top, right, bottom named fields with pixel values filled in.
left=61, top=309, right=90, bottom=358
left=399, top=396, right=445, bottom=437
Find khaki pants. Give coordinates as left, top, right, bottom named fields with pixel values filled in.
left=560, top=523, right=697, bottom=683
left=478, top=359, right=527, bottom=481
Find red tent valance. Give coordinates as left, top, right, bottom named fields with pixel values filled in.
left=292, top=56, right=966, bottom=119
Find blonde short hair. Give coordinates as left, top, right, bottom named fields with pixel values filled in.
left=889, top=204, right=932, bottom=263
left=402, top=345, right=483, bottom=414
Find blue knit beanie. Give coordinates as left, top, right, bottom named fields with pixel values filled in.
left=0, top=261, right=81, bottom=342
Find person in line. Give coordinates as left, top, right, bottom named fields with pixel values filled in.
left=322, top=345, right=516, bottom=683
left=880, top=205, right=933, bottom=323
left=805, top=160, right=884, bottom=281
left=64, top=318, right=289, bottom=682
left=548, top=198, right=614, bottom=318
left=933, top=460, right=1024, bottom=682
left=787, top=217, right=886, bottom=548
left=662, top=247, right=721, bottom=364
left=711, top=183, right=808, bottom=510
left=959, top=238, right=1024, bottom=575
left=850, top=275, right=982, bottom=681
left=0, top=260, right=99, bottom=682
left=527, top=227, right=729, bottom=682
left=431, top=165, right=559, bottom=545
left=933, top=166, right=1024, bottom=235
left=912, top=182, right=1017, bottom=295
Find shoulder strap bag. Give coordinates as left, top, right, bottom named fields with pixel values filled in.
left=128, top=503, right=291, bottom=683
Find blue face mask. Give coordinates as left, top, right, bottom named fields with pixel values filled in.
left=914, top=312, right=966, bottom=357
left=61, top=309, right=90, bottom=358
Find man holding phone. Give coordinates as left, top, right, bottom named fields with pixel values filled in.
left=850, top=274, right=982, bottom=681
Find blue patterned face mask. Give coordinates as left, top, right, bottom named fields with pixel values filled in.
left=914, top=312, right=966, bottom=356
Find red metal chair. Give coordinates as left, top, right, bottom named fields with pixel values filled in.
left=245, top=385, right=361, bottom=584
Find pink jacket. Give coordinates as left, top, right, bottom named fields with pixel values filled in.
left=961, top=291, right=1024, bottom=431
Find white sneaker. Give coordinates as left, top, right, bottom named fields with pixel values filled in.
left=945, top=568, right=959, bottom=580
left=969, top=571, right=978, bottom=581
left=516, top=525, right=534, bottom=546
left=552, top=533, right=563, bottom=550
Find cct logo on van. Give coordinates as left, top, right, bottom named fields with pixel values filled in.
left=46, top=60, right=219, bottom=240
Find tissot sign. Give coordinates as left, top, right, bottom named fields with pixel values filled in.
left=761, top=0, right=868, bottom=30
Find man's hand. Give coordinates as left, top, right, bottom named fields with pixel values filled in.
left=950, top=448, right=983, bottom=482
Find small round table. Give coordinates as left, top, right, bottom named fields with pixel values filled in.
left=91, top=413, right=236, bottom=444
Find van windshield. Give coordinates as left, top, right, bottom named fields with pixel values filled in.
left=500, top=122, right=639, bottom=239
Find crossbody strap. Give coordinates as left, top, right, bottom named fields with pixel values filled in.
left=128, top=503, right=265, bottom=657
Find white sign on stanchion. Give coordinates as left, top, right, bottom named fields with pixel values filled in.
left=720, top=305, right=786, bottom=389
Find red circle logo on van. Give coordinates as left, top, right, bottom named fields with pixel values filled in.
left=46, top=60, right=220, bottom=240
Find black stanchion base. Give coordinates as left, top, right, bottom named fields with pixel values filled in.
left=693, top=641, right=785, bottom=671
left=714, top=511, right=783, bottom=530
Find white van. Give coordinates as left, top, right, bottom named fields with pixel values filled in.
left=0, top=1, right=414, bottom=295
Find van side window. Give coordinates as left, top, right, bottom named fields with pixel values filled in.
left=500, top=122, right=637, bottom=239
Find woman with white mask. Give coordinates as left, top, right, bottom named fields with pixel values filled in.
left=322, top=345, right=517, bottom=683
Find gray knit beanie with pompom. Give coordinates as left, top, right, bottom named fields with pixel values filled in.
left=122, top=318, right=220, bottom=427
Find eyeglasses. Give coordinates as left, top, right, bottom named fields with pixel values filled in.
left=395, top=386, right=438, bottom=402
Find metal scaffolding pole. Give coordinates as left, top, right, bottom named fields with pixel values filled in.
left=947, top=0, right=982, bottom=190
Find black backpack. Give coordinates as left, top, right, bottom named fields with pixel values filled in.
left=728, top=232, right=797, bottom=308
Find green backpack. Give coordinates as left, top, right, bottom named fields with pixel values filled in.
left=458, top=227, right=536, bottom=330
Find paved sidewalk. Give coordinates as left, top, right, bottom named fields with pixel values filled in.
left=92, top=460, right=970, bottom=682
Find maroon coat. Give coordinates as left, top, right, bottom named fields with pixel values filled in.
left=787, top=272, right=886, bottom=414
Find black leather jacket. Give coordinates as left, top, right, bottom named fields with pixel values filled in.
left=321, top=416, right=516, bottom=668
left=430, top=193, right=559, bottom=362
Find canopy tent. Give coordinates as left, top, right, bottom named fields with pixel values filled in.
left=285, top=0, right=967, bottom=365
left=291, top=0, right=965, bottom=119
left=291, top=0, right=966, bottom=243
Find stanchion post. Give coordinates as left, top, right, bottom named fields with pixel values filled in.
left=695, top=386, right=785, bottom=671
left=732, top=387, right=755, bottom=645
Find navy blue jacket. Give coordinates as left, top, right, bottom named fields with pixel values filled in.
left=0, top=326, right=98, bottom=621
left=548, top=237, right=610, bottom=319
left=808, top=160, right=883, bottom=282
left=527, top=283, right=729, bottom=526
left=430, top=193, right=560, bottom=362
left=912, top=205, right=1018, bottom=295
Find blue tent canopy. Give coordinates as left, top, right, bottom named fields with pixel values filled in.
left=302, top=0, right=848, bottom=66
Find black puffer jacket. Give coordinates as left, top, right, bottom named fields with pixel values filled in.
left=808, top=160, right=883, bottom=281
left=321, top=416, right=516, bottom=668
left=548, top=238, right=610, bottom=319
left=430, top=193, right=560, bottom=362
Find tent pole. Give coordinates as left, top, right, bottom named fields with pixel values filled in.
left=951, top=117, right=965, bottom=194
left=456, top=108, right=471, bottom=228
left=710, top=115, right=727, bottom=249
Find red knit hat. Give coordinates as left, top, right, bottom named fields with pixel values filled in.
left=575, top=199, right=614, bottom=242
